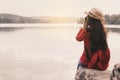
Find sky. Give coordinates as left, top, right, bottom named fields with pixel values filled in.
left=0, top=0, right=120, bottom=17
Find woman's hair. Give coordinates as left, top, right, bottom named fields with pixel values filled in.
left=86, top=16, right=108, bottom=52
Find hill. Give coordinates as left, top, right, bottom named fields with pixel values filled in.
left=0, top=14, right=79, bottom=23
left=0, top=13, right=120, bottom=24
left=34, top=16, right=79, bottom=23
left=0, top=13, right=49, bottom=23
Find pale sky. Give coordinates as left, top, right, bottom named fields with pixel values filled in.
left=0, top=0, right=120, bottom=17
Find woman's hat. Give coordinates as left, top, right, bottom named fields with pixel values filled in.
left=85, top=8, right=104, bottom=21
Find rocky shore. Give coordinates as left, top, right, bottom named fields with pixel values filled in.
left=74, top=63, right=120, bottom=80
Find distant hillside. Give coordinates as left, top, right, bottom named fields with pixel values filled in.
left=0, top=14, right=79, bottom=23
left=34, top=16, right=79, bottom=23
left=77, top=14, right=120, bottom=25
left=0, top=13, right=119, bottom=24
left=104, top=14, right=120, bottom=25
left=0, top=14, right=50, bottom=23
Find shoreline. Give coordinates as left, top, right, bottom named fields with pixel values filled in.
left=0, top=23, right=119, bottom=28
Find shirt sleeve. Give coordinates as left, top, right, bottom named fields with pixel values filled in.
left=76, top=28, right=85, bottom=41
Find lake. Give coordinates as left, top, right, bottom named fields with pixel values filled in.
left=0, top=24, right=120, bottom=80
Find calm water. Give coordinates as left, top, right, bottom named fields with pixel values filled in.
left=0, top=25, right=120, bottom=80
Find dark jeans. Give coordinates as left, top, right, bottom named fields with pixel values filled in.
left=77, top=61, right=86, bottom=70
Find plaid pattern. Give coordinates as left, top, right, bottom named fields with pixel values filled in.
left=76, top=28, right=110, bottom=70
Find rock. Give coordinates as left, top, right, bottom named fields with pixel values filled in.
left=110, top=63, right=120, bottom=80
left=75, top=67, right=111, bottom=80
left=75, top=63, right=120, bottom=80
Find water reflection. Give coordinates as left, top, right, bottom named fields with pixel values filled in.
left=0, top=27, right=23, bottom=32
left=0, top=27, right=120, bottom=34
left=107, top=28, right=120, bottom=33
left=0, top=26, right=119, bottom=80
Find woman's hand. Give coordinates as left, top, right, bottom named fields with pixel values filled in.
left=83, top=16, right=88, bottom=30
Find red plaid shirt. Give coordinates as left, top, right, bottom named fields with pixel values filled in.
left=76, top=28, right=110, bottom=70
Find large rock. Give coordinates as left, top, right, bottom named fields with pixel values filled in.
left=75, top=67, right=111, bottom=80
left=75, top=63, right=120, bottom=80
left=110, top=63, right=120, bottom=80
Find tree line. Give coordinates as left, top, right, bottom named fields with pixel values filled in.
left=0, top=13, right=120, bottom=24
left=104, top=14, right=120, bottom=25
left=0, top=14, right=50, bottom=23
left=78, top=14, right=120, bottom=25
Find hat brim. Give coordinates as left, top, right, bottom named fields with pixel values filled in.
left=85, top=11, right=104, bottom=21
left=85, top=11, right=99, bottom=20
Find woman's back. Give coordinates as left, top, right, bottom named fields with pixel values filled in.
left=76, top=8, right=110, bottom=70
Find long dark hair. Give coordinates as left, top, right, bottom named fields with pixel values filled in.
left=86, top=16, right=108, bottom=52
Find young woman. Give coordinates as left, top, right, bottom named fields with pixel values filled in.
left=76, top=8, right=110, bottom=70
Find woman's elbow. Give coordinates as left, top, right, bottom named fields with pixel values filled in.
left=75, top=36, right=82, bottom=41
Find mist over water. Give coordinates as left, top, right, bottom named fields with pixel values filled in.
left=0, top=25, right=120, bottom=80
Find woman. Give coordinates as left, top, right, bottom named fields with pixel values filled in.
left=76, top=8, right=110, bottom=70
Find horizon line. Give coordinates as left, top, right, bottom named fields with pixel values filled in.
left=0, top=13, right=120, bottom=18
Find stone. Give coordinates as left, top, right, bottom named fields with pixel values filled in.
left=74, top=63, right=120, bottom=80
left=110, top=63, right=120, bottom=80
left=74, top=66, right=111, bottom=80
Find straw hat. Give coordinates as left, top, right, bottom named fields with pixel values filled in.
left=85, top=8, right=104, bottom=21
